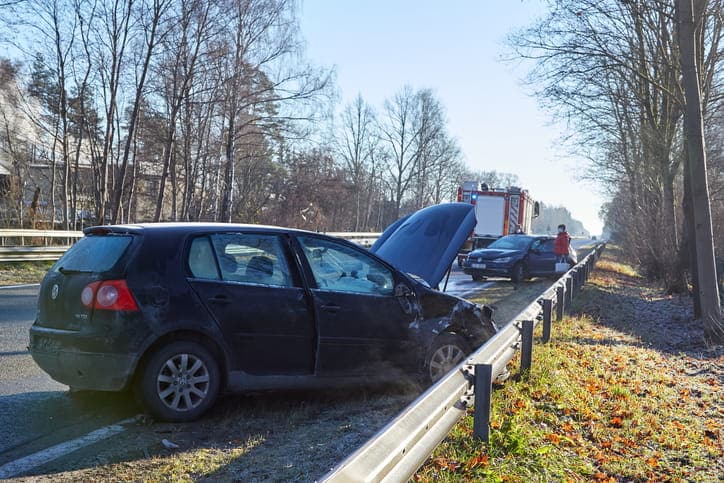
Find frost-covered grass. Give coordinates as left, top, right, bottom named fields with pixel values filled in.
left=0, top=261, right=52, bottom=285
left=415, top=249, right=722, bottom=482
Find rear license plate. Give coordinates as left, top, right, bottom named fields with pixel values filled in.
left=471, top=263, right=486, bottom=269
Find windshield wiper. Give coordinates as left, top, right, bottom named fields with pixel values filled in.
left=58, top=266, right=90, bottom=275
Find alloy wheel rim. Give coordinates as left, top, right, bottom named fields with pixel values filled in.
left=156, top=353, right=210, bottom=412
left=429, top=344, right=464, bottom=381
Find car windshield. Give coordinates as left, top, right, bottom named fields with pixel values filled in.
left=487, top=235, right=533, bottom=251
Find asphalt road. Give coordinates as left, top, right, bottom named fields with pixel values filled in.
left=0, top=285, right=138, bottom=468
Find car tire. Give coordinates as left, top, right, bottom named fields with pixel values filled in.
left=472, top=274, right=485, bottom=282
left=511, top=263, right=526, bottom=283
left=426, top=333, right=471, bottom=383
left=136, top=341, right=221, bottom=422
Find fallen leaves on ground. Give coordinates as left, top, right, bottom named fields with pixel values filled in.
left=416, top=246, right=723, bottom=482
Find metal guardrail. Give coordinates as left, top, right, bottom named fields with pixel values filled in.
left=322, top=243, right=606, bottom=482
left=0, top=246, right=73, bottom=262
left=0, top=229, right=380, bottom=262
left=0, top=229, right=84, bottom=262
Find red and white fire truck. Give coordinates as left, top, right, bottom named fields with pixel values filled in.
left=456, top=181, right=540, bottom=265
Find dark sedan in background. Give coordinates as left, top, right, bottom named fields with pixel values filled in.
left=463, top=234, right=577, bottom=283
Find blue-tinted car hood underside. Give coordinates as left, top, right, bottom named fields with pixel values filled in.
left=371, top=203, right=476, bottom=288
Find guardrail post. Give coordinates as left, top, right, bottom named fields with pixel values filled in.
left=473, top=363, right=493, bottom=443
left=565, top=276, right=573, bottom=310
left=556, top=285, right=565, bottom=321
left=542, top=299, right=552, bottom=343
left=520, top=320, right=534, bottom=374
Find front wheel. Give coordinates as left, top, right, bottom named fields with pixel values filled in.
left=136, top=341, right=221, bottom=422
left=511, top=263, right=526, bottom=283
left=472, top=274, right=485, bottom=282
left=426, top=333, right=471, bottom=383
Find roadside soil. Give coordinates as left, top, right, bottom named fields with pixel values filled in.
left=14, top=384, right=422, bottom=482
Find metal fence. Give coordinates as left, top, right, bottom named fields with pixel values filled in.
left=321, top=243, right=606, bottom=482
left=0, top=229, right=381, bottom=262
left=0, top=229, right=84, bottom=262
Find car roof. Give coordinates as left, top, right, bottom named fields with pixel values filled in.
left=84, top=222, right=323, bottom=237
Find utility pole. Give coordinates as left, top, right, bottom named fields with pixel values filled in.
left=676, top=0, right=723, bottom=344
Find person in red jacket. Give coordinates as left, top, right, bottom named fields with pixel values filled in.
left=554, top=224, right=571, bottom=263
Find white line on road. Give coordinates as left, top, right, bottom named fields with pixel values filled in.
left=0, top=283, right=40, bottom=290
left=0, top=418, right=134, bottom=479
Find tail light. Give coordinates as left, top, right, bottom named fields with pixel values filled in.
left=81, top=280, right=139, bottom=311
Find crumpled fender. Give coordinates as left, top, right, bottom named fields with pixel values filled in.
left=408, top=298, right=497, bottom=371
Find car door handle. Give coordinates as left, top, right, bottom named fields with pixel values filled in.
left=208, top=295, right=231, bottom=305
left=320, top=303, right=340, bottom=313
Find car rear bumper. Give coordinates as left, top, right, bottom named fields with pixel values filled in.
left=29, top=326, right=137, bottom=391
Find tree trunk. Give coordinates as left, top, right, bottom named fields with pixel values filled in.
left=676, top=0, right=723, bottom=344
left=682, top=141, right=702, bottom=318
left=220, top=112, right=235, bottom=223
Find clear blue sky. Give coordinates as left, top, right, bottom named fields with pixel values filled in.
left=299, top=0, right=606, bottom=235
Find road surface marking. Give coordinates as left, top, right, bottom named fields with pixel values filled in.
left=0, top=283, right=40, bottom=290
left=0, top=418, right=134, bottom=479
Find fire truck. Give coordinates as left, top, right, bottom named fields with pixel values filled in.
left=456, top=181, right=540, bottom=265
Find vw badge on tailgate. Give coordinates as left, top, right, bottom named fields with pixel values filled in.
left=51, top=284, right=59, bottom=300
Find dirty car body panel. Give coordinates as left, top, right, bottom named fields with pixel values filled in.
left=30, top=208, right=496, bottom=420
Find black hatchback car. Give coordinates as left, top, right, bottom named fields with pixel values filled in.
left=30, top=203, right=497, bottom=421
left=463, top=234, right=577, bottom=283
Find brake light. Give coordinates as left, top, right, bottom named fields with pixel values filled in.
left=81, top=280, right=139, bottom=311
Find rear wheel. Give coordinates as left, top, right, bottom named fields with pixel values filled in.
left=136, top=341, right=220, bottom=422
left=426, top=333, right=471, bottom=383
left=511, top=263, right=526, bottom=283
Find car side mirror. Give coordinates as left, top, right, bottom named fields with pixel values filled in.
left=394, top=283, right=416, bottom=315
left=394, top=283, right=413, bottom=298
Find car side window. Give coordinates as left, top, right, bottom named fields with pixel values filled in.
left=297, top=236, right=394, bottom=295
left=531, top=239, right=554, bottom=253
left=540, top=239, right=555, bottom=253
left=188, top=236, right=220, bottom=280
left=209, top=234, right=293, bottom=287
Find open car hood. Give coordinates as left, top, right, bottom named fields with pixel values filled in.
left=371, top=203, right=476, bottom=288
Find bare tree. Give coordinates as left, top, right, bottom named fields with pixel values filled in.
left=378, top=85, right=421, bottom=220
left=676, top=0, right=722, bottom=343
left=510, top=0, right=724, bottom=292
left=110, top=0, right=171, bottom=223
left=336, top=94, right=377, bottom=231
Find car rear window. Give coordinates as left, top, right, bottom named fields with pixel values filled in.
left=53, top=235, right=133, bottom=273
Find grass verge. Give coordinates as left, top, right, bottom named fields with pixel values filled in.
left=0, top=261, right=53, bottom=285
left=415, top=247, right=723, bottom=482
